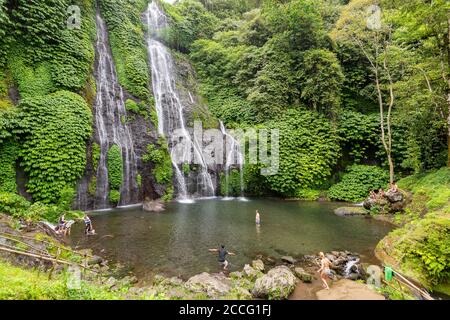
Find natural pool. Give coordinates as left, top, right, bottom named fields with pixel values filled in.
left=70, top=198, right=393, bottom=280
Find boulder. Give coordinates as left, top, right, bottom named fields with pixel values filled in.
left=185, top=272, right=232, bottom=298
left=143, top=198, right=165, bottom=212
left=363, top=190, right=408, bottom=214
left=334, top=207, right=368, bottom=216
left=281, top=256, right=297, bottom=264
left=385, top=190, right=403, bottom=203
left=252, top=266, right=297, bottom=300
left=252, top=259, right=265, bottom=272
left=87, top=255, right=103, bottom=265
left=293, top=267, right=313, bottom=283
left=243, top=264, right=261, bottom=280
left=229, top=271, right=243, bottom=279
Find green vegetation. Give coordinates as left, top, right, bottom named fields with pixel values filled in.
left=99, top=0, right=150, bottom=100
left=19, top=92, right=92, bottom=204
left=107, top=144, right=123, bottom=191
left=0, top=260, right=150, bottom=300
left=143, top=138, right=173, bottom=185
left=264, top=109, right=340, bottom=197
left=142, top=137, right=173, bottom=201
left=377, top=168, right=450, bottom=291
left=219, top=169, right=241, bottom=196
left=328, top=165, right=390, bottom=202
left=0, top=192, right=82, bottom=223
left=0, top=141, right=18, bottom=193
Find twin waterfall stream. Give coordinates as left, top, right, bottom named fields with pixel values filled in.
left=76, top=2, right=245, bottom=210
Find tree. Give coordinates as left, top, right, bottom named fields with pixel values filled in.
left=297, top=48, right=344, bottom=117
left=384, top=0, right=450, bottom=167
left=332, top=0, right=396, bottom=183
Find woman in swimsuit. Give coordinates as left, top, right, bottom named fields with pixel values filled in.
left=318, top=252, right=332, bottom=290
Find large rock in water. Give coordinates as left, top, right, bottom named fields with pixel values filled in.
left=252, top=259, right=265, bottom=272
left=143, top=199, right=165, bottom=212
left=363, top=190, right=409, bottom=214
left=281, top=256, right=297, bottom=264
left=185, top=272, right=232, bottom=298
left=294, top=267, right=313, bottom=283
left=334, top=207, right=368, bottom=216
left=252, top=266, right=297, bottom=299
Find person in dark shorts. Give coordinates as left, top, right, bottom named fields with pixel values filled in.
left=55, top=214, right=66, bottom=234
left=83, top=214, right=94, bottom=235
left=208, top=245, right=236, bottom=270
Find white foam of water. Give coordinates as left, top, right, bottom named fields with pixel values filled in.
left=145, top=2, right=215, bottom=199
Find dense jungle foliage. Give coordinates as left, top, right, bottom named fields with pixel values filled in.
left=0, top=0, right=448, bottom=296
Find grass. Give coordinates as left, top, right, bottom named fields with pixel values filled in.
left=0, top=260, right=125, bottom=300
left=376, top=168, right=450, bottom=294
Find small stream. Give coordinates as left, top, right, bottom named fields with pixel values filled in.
left=70, top=199, right=393, bottom=280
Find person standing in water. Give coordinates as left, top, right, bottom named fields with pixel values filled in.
left=318, top=252, right=333, bottom=290
left=83, top=214, right=94, bottom=235
left=255, top=210, right=261, bottom=225
left=208, top=245, right=236, bottom=270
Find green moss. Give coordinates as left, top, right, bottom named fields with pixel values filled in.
left=88, top=176, right=97, bottom=197
left=220, top=169, right=242, bottom=196
left=162, top=186, right=174, bottom=202
left=142, top=138, right=173, bottom=185
left=125, top=99, right=139, bottom=113
left=0, top=140, right=18, bottom=193
left=109, top=190, right=121, bottom=206
left=92, top=143, right=100, bottom=172
left=125, top=98, right=149, bottom=119
left=107, top=144, right=123, bottom=190
left=136, top=174, right=142, bottom=188
left=99, top=0, right=150, bottom=100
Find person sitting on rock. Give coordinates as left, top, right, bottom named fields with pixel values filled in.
left=389, top=182, right=399, bottom=193
left=378, top=188, right=385, bottom=199
left=369, top=190, right=377, bottom=200
left=318, top=252, right=333, bottom=290
left=208, top=245, right=236, bottom=270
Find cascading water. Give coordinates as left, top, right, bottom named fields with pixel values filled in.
left=145, top=1, right=215, bottom=201
left=344, top=258, right=360, bottom=277
left=219, top=121, right=245, bottom=198
left=91, top=12, right=139, bottom=209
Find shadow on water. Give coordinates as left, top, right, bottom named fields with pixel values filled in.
left=70, top=198, right=394, bottom=280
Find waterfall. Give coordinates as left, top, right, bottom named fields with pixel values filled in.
left=145, top=1, right=215, bottom=201
left=91, top=13, right=139, bottom=209
left=344, top=258, right=360, bottom=277
left=219, top=121, right=245, bottom=198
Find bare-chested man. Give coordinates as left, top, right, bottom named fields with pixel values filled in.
left=208, top=245, right=236, bottom=270
left=317, top=252, right=332, bottom=290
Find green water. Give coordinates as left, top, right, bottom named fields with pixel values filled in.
left=70, top=198, right=393, bottom=279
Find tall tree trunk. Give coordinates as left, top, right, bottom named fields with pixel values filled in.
left=447, top=17, right=450, bottom=167
left=384, top=48, right=395, bottom=184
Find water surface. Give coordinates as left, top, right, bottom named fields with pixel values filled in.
left=70, top=199, right=393, bottom=279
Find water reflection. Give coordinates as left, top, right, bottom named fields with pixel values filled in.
left=70, top=199, right=393, bottom=278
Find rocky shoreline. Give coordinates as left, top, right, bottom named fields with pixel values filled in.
left=0, top=213, right=380, bottom=300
